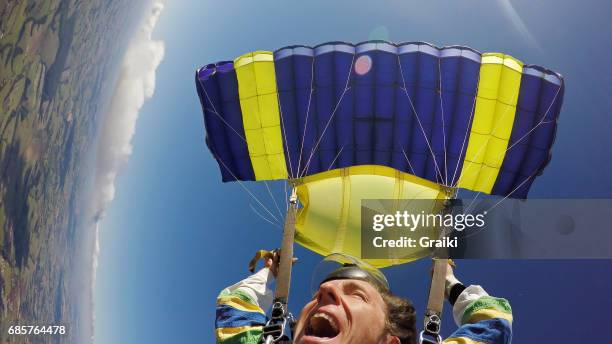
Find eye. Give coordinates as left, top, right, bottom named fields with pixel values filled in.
left=351, top=290, right=368, bottom=302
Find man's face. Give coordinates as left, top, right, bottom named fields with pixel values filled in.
left=293, top=279, right=395, bottom=344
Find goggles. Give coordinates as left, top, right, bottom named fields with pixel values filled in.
left=311, top=253, right=390, bottom=295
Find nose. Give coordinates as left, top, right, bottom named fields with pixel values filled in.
left=317, top=281, right=342, bottom=306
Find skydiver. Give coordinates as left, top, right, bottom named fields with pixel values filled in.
left=215, top=253, right=512, bottom=344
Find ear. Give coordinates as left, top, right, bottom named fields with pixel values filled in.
left=385, top=335, right=401, bottom=344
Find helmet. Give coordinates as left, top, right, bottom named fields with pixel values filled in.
left=311, top=253, right=390, bottom=294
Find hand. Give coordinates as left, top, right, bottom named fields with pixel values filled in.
left=264, top=251, right=280, bottom=277
left=264, top=251, right=298, bottom=278
left=446, top=260, right=461, bottom=299
left=429, top=259, right=460, bottom=298
left=445, top=259, right=457, bottom=281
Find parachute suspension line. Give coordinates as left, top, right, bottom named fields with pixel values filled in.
left=401, top=148, right=417, bottom=176
left=284, top=180, right=289, bottom=211
left=262, top=188, right=298, bottom=344
left=494, top=171, right=540, bottom=209
left=451, top=79, right=561, bottom=214
left=300, top=83, right=351, bottom=177
left=456, top=83, right=562, bottom=215
left=327, top=143, right=346, bottom=171
left=485, top=164, right=542, bottom=214
left=464, top=191, right=482, bottom=215
left=450, top=96, right=515, bottom=190
left=277, top=93, right=296, bottom=179
left=504, top=85, right=562, bottom=153
left=458, top=82, right=559, bottom=192
left=396, top=55, right=446, bottom=185
left=437, top=56, right=449, bottom=186
left=249, top=203, right=282, bottom=229
left=264, top=180, right=284, bottom=220
left=450, top=73, right=480, bottom=188
left=300, top=54, right=356, bottom=178
left=446, top=80, right=560, bottom=223
left=211, top=150, right=281, bottom=224
left=296, top=57, right=316, bottom=178
left=197, top=79, right=247, bottom=142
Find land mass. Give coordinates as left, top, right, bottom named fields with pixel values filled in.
left=0, top=0, right=146, bottom=342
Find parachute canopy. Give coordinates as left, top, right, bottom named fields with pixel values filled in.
left=195, top=41, right=564, bottom=267
left=196, top=40, right=564, bottom=198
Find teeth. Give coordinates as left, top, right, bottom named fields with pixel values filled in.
left=311, top=312, right=338, bottom=332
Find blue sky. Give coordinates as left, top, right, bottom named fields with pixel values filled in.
left=94, top=1, right=612, bottom=343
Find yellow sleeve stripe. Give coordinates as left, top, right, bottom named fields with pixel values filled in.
left=217, top=296, right=265, bottom=314
left=234, top=51, right=288, bottom=181
left=216, top=326, right=263, bottom=341
left=457, top=53, right=523, bottom=193
left=466, top=309, right=514, bottom=325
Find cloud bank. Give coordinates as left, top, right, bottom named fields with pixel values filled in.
left=90, top=2, right=165, bottom=221
left=85, top=2, right=165, bottom=342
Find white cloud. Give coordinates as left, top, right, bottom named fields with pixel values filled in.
left=86, top=2, right=165, bottom=342
left=90, top=2, right=165, bottom=221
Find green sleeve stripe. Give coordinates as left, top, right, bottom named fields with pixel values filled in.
left=461, top=296, right=512, bottom=325
left=218, top=288, right=256, bottom=305
left=218, top=328, right=263, bottom=344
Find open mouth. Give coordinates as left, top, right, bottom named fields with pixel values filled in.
left=306, top=312, right=340, bottom=339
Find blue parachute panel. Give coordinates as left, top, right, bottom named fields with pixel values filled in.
left=492, top=65, right=564, bottom=198
left=195, top=63, right=255, bottom=182
left=274, top=41, right=481, bottom=186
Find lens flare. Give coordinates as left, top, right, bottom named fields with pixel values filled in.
left=354, top=55, right=372, bottom=75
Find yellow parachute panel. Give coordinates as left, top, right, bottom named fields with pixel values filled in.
left=458, top=53, right=523, bottom=193
left=293, top=165, right=450, bottom=268
left=234, top=51, right=287, bottom=181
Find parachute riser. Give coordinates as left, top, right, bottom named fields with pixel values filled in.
left=275, top=187, right=297, bottom=301
left=420, top=261, right=447, bottom=344
left=262, top=187, right=298, bottom=343
left=420, top=188, right=456, bottom=344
